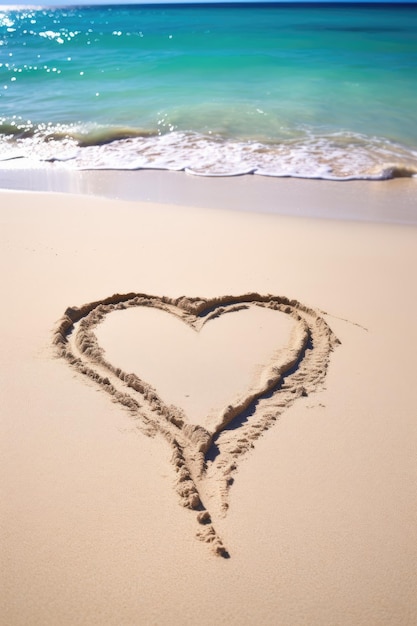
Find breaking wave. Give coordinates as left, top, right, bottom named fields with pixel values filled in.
left=1, top=120, right=417, bottom=181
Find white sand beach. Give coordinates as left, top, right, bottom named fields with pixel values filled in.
left=1, top=176, right=416, bottom=625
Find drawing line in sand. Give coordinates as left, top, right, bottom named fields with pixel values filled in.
left=53, top=293, right=340, bottom=558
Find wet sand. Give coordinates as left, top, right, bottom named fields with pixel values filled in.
left=1, top=164, right=417, bottom=223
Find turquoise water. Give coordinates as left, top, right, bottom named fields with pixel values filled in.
left=1, top=3, right=417, bottom=179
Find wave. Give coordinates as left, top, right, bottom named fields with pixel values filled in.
left=1, top=121, right=417, bottom=181
left=0, top=121, right=158, bottom=146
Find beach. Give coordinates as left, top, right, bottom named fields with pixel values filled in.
left=2, top=2, right=417, bottom=622
left=1, top=172, right=417, bottom=625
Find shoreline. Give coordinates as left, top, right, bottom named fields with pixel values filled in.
left=1, top=166, right=416, bottom=224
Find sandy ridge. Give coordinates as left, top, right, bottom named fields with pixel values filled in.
left=53, top=292, right=340, bottom=557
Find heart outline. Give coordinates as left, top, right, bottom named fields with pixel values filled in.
left=54, top=292, right=340, bottom=557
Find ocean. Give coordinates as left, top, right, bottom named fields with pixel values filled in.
left=1, top=2, right=417, bottom=179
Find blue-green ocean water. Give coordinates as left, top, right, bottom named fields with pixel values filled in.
left=1, top=2, right=417, bottom=179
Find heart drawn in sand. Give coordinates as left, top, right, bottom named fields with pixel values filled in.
left=54, top=293, right=339, bottom=557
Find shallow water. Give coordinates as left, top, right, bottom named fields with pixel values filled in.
left=1, top=3, right=417, bottom=179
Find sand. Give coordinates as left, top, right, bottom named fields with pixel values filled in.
left=1, top=177, right=417, bottom=625
left=1, top=164, right=417, bottom=223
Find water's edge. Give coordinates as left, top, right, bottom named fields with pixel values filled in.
left=1, top=166, right=416, bottom=225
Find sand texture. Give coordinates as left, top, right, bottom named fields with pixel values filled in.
left=1, top=185, right=417, bottom=625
